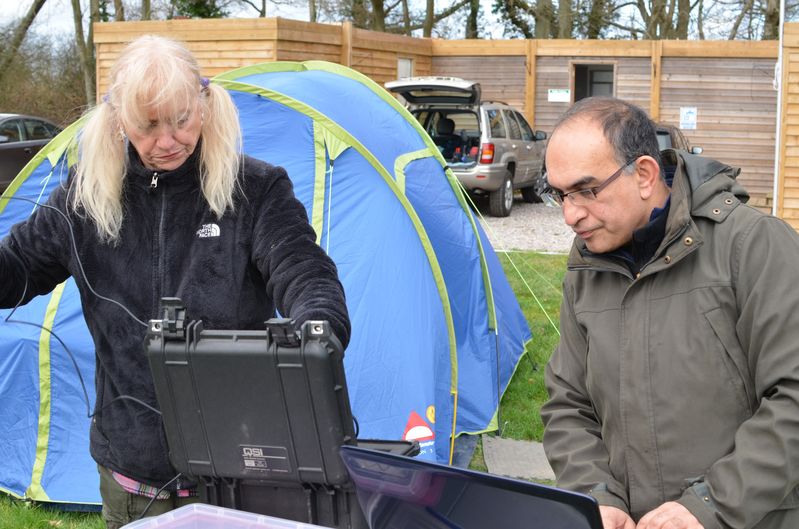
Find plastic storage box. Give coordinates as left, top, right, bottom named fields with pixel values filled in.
left=122, top=503, right=328, bottom=529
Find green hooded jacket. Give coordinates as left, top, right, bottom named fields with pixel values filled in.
left=542, top=150, right=799, bottom=529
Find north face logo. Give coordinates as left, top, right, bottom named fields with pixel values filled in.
left=196, top=223, right=220, bottom=238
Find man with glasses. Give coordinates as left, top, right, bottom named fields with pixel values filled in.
left=540, top=96, right=799, bottom=529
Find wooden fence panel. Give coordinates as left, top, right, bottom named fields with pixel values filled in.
left=350, top=28, right=432, bottom=86
left=615, top=58, right=651, bottom=113
left=431, top=56, right=527, bottom=114
left=94, top=20, right=280, bottom=94
left=660, top=57, right=777, bottom=202
left=534, top=56, right=572, bottom=131
left=780, top=24, right=799, bottom=227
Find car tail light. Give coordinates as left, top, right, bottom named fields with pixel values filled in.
left=480, top=143, right=494, bottom=164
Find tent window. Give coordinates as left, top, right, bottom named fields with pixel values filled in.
left=397, top=57, right=413, bottom=79
left=574, top=64, right=615, bottom=101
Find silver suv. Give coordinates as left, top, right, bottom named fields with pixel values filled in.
left=386, top=77, right=547, bottom=217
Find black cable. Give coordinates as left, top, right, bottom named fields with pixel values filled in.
left=0, top=194, right=158, bottom=418
left=0, top=195, right=148, bottom=328
left=94, top=395, right=162, bottom=417
left=136, top=472, right=184, bottom=521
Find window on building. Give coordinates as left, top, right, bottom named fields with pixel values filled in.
left=397, top=58, right=413, bottom=79
left=574, top=64, right=614, bottom=101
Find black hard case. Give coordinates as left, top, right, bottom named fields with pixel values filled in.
left=146, top=304, right=414, bottom=529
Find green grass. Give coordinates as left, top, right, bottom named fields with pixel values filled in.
left=0, top=494, right=104, bottom=529
left=495, top=250, right=567, bottom=443
left=0, top=250, right=566, bottom=526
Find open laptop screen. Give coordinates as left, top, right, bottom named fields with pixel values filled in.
left=339, top=445, right=603, bottom=529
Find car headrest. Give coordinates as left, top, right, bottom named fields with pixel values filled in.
left=436, top=118, right=455, bottom=135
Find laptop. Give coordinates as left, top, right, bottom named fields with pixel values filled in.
left=339, top=445, right=603, bottom=529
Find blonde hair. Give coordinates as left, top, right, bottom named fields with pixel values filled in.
left=71, top=35, right=241, bottom=241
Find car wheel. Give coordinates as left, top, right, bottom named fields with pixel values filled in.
left=520, top=185, right=542, bottom=203
left=489, top=173, right=513, bottom=217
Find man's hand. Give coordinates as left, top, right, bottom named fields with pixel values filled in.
left=600, top=505, right=635, bottom=529
left=636, top=502, right=704, bottom=529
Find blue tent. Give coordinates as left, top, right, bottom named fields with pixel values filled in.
left=0, top=61, right=532, bottom=506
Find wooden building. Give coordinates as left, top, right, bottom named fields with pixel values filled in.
left=93, top=18, right=780, bottom=212
left=777, top=23, right=799, bottom=229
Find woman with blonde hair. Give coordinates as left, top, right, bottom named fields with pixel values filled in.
left=0, top=35, right=350, bottom=528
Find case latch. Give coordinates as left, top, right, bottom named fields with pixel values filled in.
left=265, top=318, right=300, bottom=347
left=150, top=297, right=187, bottom=339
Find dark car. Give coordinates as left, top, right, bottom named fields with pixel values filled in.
left=656, top=123, right=702, bottom=154
left=0, top=113, right=62, bottom=192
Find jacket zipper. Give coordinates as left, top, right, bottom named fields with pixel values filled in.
left=150, top=171, right=166, bottom=317
left=157, top=176, right=167, bottom=303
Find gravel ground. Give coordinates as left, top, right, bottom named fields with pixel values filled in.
left=473, top=195, right=575, bottom=254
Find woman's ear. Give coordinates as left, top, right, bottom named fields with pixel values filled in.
left=635, top=155, right=665, bottom=200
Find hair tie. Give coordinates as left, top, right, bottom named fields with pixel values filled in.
left=102, top=94, right=111, bottom=104
left=200, top=77, right=210, bottom=89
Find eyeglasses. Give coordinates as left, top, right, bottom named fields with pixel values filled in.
left=543, top=157, right=640, bottom=207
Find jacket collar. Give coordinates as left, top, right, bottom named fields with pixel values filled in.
left=125, top=141, right=202, bottom=192
left=568, top=150, right=744, bottom=276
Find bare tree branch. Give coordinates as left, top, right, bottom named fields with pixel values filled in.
left=113, top=0, right=125, bottom=20
left=236, top=0, right=267, bottom=16
left=0, top=0, right=47, bottom=85
left=606, top=19, right=645, bottom=34
left=728, top=0, right=755, bottom=38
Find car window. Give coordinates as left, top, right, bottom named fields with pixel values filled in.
left=23, top=119, right=56, bottom=141
left=448, top=111, right=479, bottom=133
left=504, top=110, right=521, bottom=140
left=44, top=122, right=61, bottom=136
left=514, top=112, right=534, bottom=141
left=656, top=131, right=672, bottom=151
left=0, top=119, right=23, bottom=143
left=487, top=109, right=506, bottom=139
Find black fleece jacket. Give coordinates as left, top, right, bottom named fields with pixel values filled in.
left=0, top=147, right=350, bottom=486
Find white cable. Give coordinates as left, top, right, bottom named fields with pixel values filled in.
left=456, top=181, right=561, bottom=337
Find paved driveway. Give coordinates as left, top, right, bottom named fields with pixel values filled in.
left=474, top=197, right=573, bottom=254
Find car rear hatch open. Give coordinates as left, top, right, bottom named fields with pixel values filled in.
left=385, top=77, right=481, bottom=106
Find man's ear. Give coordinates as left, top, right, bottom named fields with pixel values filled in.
left=635, top=155, right=664, bottom=200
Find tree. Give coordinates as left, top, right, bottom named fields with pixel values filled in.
left=493, top=0, right=555, bottom=38
left=0, top=28, right=87, bottom=125
left=0, top=0, right=48, bottom=86
left=71, top=0, right=99, bottom=107
left=465, top=0, right=479, bottom=37
left=173, top=0, right=228, bottom=17
left=423, top=0, right=434, bottom=35
left=233, top=0, right=268, bottom=16
left=113, top=0, right=125, bottom=20
left=371, top=0, right=386, bottom=31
